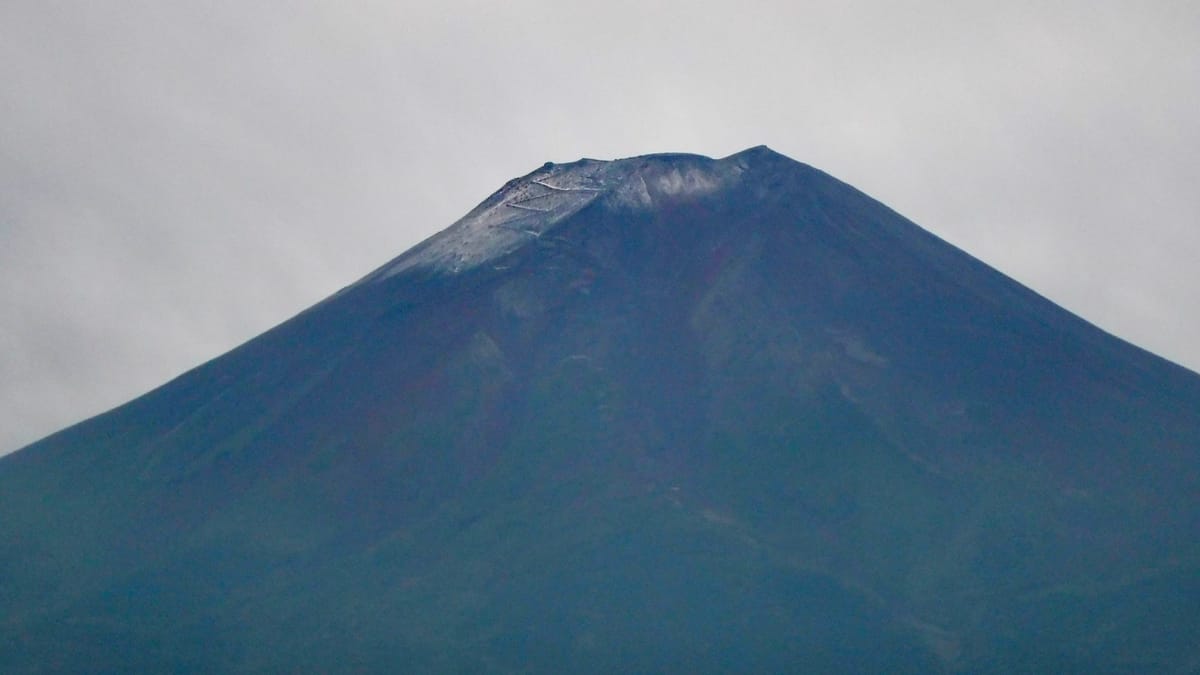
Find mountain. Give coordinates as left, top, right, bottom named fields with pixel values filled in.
left=2, top=146, right=1199, bottom=673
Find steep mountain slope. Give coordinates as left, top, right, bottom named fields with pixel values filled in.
left=3, top=147, right=1199, bottom=672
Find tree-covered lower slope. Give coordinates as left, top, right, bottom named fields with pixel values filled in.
left=3, top=148, right=1199, bottom=673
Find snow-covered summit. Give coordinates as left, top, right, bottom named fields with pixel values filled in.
left=357, top=147, right=781, bottom=282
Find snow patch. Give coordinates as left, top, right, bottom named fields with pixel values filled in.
left=608, top=174, right=654, bottom=210
left=361, top=161, right=613, bottom=280
left=354, top=149, right=758, bottom=283
left=653, top=166, right=723, bottom=197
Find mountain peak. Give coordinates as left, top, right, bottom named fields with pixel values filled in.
left=358, top=147, right=785, bottom=282
left=723, top=143, right=785, bottom=163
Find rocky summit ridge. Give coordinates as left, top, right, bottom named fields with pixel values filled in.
left=358, top=146, right=780, bottom=280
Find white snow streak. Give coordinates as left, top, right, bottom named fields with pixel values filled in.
left=355, top=151, right=754, bottom=282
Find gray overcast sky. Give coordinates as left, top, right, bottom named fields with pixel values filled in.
left=2, top=1, right=1198, bottom=455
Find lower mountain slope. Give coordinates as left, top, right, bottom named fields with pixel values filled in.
left=3, top=147, right=1199, bottom=672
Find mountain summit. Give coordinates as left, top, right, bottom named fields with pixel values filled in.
left=3, top=148, right=1199, bottom=672
left=357, top=146, right=779, bottom=279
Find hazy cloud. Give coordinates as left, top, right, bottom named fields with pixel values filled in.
left=2, top=1, right=1197, bottom=453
